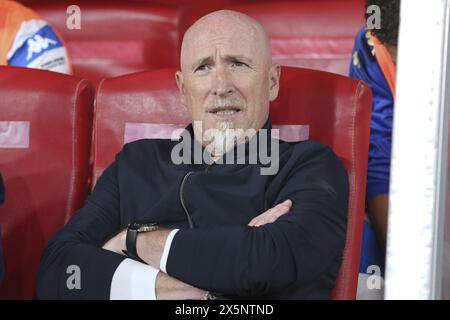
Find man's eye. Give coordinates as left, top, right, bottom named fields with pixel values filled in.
left=230, top=61, right=247, bottom=68
left=195, top=64, right=210, bottom=72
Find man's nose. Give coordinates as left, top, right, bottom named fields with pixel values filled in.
left=212, top=67, right=234, bottom=97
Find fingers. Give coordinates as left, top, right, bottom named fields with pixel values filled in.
left=248, top=202, right=287, bottom=226
left=249, top=199, right=292, bottom=227
left=248, top=199, right=292, bottom=227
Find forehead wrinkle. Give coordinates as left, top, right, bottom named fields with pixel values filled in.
left=183, top=35, right=265, bottom=69
left=180, top=10, right=272, bottom=71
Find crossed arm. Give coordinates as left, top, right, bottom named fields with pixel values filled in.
left=37, top=143, right=347, bottom=299
left=102, top=200, right=293, bottom=299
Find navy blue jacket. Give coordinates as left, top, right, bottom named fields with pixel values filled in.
left=37, top=120, right=349, bottom=299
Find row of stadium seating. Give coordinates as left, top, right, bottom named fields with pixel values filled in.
left=0, top=64, right=371, bottom=299
left=21, top=0, right=365, bottom=86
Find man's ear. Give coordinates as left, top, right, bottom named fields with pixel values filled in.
left=175, top=70, right=186, bottom=106
left=269, top=63, right=281, bottom=101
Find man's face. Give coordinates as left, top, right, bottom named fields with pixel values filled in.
left=176, top=15, right=280, bottom=150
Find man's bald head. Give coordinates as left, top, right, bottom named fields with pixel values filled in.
left=180, top=10, right=272, bottom=71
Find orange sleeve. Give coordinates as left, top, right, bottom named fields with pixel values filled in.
left=0, top=0, right=41, bottom=65
left=372, top=34, right=396, bottom=97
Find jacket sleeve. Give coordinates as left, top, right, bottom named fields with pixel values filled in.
left=165, top=145, right=349, bottom=297
left=36, top=159, right=126, bottom=299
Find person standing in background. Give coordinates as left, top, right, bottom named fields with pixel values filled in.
left=349, top=0, right=400, bottom=296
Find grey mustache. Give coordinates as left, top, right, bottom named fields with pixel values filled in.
left=205, top=98, right=244, bottom=112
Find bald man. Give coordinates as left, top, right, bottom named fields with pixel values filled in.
left=37, top=10, right=349, bottom=300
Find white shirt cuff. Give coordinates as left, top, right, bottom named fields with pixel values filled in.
left=110, top=258, right=159, bottom=300
left=160, top=229, right=179, bottom=273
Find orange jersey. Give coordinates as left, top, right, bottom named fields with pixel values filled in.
left=0, top=0, right=71, bottom=74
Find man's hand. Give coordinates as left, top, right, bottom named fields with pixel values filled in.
left=248, top=199, right=292, bottom=227
left=155, top=271, right=206, bottom=300
left=102, top=229, right=127, bottom=255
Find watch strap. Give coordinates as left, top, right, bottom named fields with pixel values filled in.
left=125, top=228, right=147, bottom=264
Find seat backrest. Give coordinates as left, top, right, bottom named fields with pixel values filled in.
left=0, top=66, right=94, bottom=299
left=93, top=66, right=371, bottom=299
left=32, top=0, right=181, bottom=87
left=93, top=68, right=190, bottom=184
left=271, top=67, right=371, bottom=299
left=228, top=0, right=365, bottom=75
left=144, top=0, right=272, bottom=34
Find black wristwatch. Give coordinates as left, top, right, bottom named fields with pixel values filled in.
left=124, top=220, right=159, bottom=264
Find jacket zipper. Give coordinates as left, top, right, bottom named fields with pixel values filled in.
left=179, top=162, right=216, bottom=229
left=180, top=171, right=194, bottom=228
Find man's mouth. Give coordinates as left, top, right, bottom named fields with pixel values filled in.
left=208, top=106, right=242, bottom=116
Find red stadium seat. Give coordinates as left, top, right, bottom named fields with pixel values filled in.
left=146, top=0, right=271, bottom=33
left=0, top=66, right=94, bottom=299
left=93, top=66, right=371, bottom=299
left=31, top=0, right=182, bottom=87
left=29, top=0, right=364, bottom=78
left=228, top=0, right=365, bottom=75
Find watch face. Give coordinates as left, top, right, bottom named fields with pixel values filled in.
left=129, top=220, right=158, bottom=232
